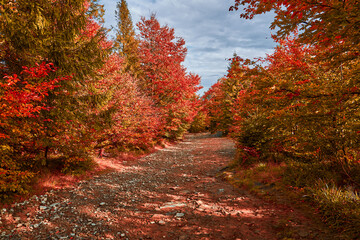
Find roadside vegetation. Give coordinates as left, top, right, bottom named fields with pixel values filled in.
left=199, top=1, right=360, bottom=238
left=0, top=0, right=201, bottom=203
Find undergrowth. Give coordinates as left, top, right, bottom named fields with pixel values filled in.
left=224, top=160, right=360, bottom=240
left=0, top=140, right=165, bottom=207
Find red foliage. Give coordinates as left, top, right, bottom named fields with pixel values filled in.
left=137, top=15, right=201, bottom=139
left=266, top=34, right=317, bottom=79
left=0, top=62, right=71, bottom=198
left=80, top=18, right=113, bottom=50
left=94, top=53, right=163, bottom=151
left=0, top=62, right=70, bottom=138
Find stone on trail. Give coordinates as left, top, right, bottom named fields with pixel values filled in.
left=159, top=202, right=187, bottom=209
left=175, top=213, right=185, bottom=218
left=39, top=206, right=47, bottom=210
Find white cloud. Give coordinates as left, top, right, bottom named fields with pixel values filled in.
left=99, top=0, right=276, bottom=94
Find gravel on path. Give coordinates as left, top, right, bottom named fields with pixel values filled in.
left=0, top=133, right=330, bottom=240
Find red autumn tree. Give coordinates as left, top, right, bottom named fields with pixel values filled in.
left=0, top=62, right=69, bottom=199
left=92, top=53, right=163, bottom=154
left=202, top=80, right=227, bottom=133
left=137, top=14, right=201, bottom=139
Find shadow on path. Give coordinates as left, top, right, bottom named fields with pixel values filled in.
left=0, top=133, right=328, bottom=240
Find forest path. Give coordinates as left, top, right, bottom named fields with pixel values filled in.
left=1, top=133, right=327, bottom=239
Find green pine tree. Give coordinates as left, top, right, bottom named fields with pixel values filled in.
left=115, top=0, right=141, bottom=78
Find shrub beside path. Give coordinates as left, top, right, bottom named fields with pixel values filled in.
left=1, top=133, right=333, bottom=239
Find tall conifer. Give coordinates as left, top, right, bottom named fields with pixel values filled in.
left=115, top=0, right=141, bottom=78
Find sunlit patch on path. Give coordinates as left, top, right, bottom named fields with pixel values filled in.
left=1, top=133, right=322, bottom=239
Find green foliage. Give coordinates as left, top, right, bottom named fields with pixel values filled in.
left=115, top=0, right=142, bottom=78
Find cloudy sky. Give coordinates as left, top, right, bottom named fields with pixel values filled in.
left=99, top=0, right=276, bottom=94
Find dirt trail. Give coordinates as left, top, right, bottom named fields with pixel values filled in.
left=1, top=133, right=328, bottom=239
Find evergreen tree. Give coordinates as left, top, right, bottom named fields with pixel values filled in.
left=115, top=0, right=141, bottom=78
left=0, top=0, right=111, bottom=168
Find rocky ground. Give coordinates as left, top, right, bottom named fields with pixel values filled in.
left=0, top=133, right=332, bottom=239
